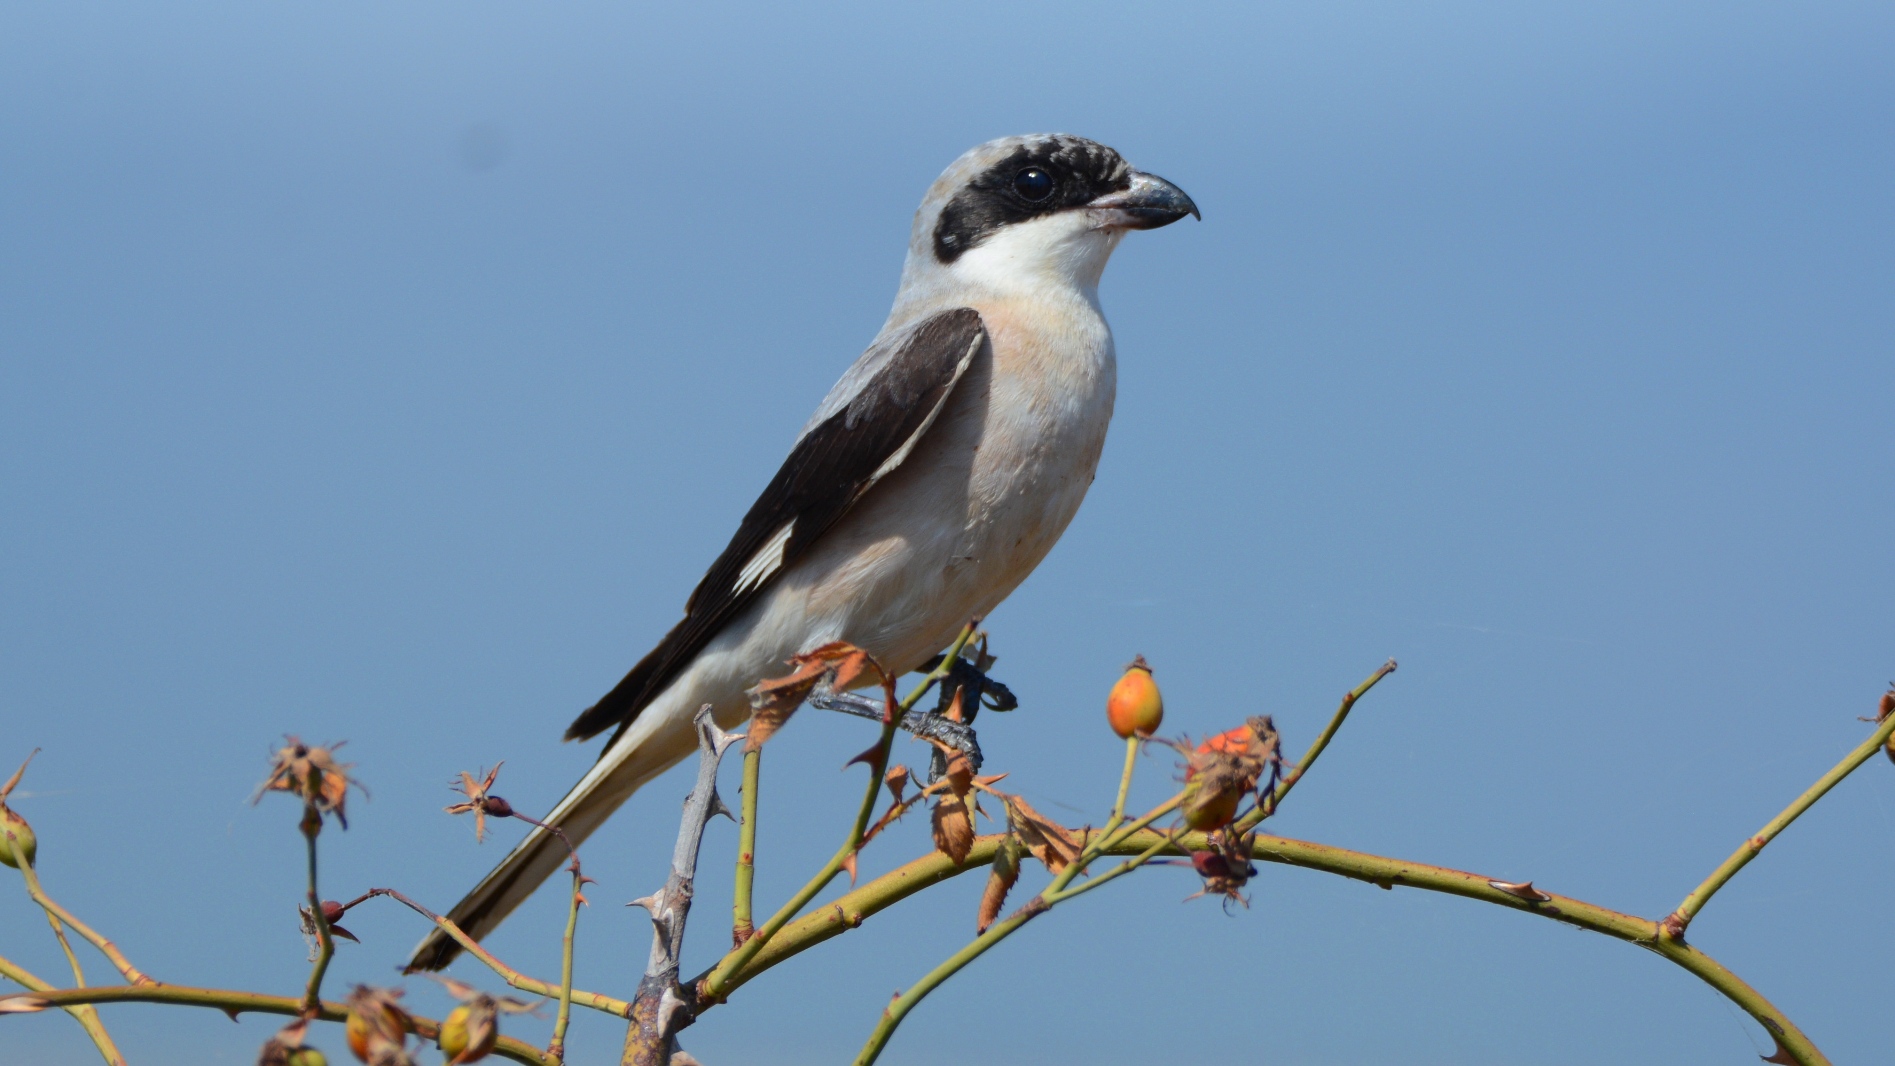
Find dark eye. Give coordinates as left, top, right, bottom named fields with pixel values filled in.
left=1012, top=167, right=1054, bottom=202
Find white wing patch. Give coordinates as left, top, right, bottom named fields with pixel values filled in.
left=733, top=520, right=795, bottom=594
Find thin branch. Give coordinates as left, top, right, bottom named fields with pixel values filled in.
left=623, top=706, right=743, bottom=1066
left=1104, top=734, right=1140, bottom=838
left=4, top=985, right=554, bottom=1065
left=367, top=887, right=630, bottom=1016
left=1252, top=659, right=1396, bottom=823
left=701, top=622, right=980, bottom=1002
left=5, top=833, right=152, bottom=987
left=0, top=950, right=126, bottom=1065
left=548, top=862, right=585, bottom=1063
left=731, top=746, right=762, bottom=947
left=299, top=806, right=333, bottom=1014
left=1664, top=706, right=1895, bottom=938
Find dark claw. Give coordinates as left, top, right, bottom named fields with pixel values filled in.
left=918, top=654, right=1018, bottom=721
left=807, top=690, right=984, bottom=774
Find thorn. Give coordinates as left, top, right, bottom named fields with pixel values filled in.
left=1760, top=1038, right=1797, bottom=1064
left=844, top=743, right=882, bottom=770
left=222, top=1008, right=241, bottom=1022
left=708, top=790, right=736, bottom=823
left=841, top=850, right=859, bottom=885
left=1487, top=879, right=1552, bottom=902
left=627, top=895, right=660, bottom=913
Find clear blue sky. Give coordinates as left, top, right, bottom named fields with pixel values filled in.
left=4, top=3, right=1892, bottom=1063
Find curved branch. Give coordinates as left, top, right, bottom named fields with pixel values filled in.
left=696, top=830, right=1826, bottom=1065
left=5, top=985, right=555, bottom=1065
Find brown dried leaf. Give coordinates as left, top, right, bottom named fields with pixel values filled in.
left=884, top=765, right=910, bottom=806
left=978, top=835, right=1023, bottom=933
left=746, top=642, right=886, bottom=752
left=1005, top=794, right=1082, bottom=874
left=931, top=792, right=974, bottom=864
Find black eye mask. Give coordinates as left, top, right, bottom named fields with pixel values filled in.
left=932, top=138, right=1132, bottom=265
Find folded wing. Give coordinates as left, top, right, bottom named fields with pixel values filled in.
left=564, top=307, right=987, bottom=745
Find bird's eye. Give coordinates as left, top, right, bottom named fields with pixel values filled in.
left=1013, top=167, right=1054, bottom=202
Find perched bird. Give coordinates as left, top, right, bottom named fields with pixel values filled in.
left=410, top=133, right=1196, bottom=971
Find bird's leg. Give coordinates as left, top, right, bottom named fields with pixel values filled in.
left=916, top=638, right=1018, bottom=782
left=807, top=690, right=985, bottom=774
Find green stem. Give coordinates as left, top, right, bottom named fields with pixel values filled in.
left=1251, top=659, right=1396, bottom=826
left=853, top=902, right=1044, bottom=1066
left=6, top=832, right=151, bottom=987
left=548, top=867, right=583, bottom=1062
left=732, top=746, right=762, bottom=946
left=372, top=888, right=630, bottom=1016
left=1043, top=835, right=1172, bottom=904
left=299, top=807, right=333, bottom=1015
left=701, top=623, right=980, bottom=1001
left=1665, top=710, right=1895, bottom=937
left=852, top=791, right=1182, bottom=1065
left=1103, top=735, right=1139, bottom=839
left=0, top=950, right=126, bottom=1066
left=8, top=984, right=555, bottom=1066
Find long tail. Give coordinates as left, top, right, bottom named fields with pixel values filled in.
left=406, top=709, right=696, bottom=972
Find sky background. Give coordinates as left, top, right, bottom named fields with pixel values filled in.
left=3, top=2, right=1892, bottom=1063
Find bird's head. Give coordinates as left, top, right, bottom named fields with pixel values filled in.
left=896, top=134, right=1198, bottom=307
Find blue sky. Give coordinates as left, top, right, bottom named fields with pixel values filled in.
left=3, top=2, right=1892, bottom=1063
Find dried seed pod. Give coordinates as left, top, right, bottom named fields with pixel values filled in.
left=436, top=997, right=498, bottom=1064
left=1106, top=656, right=1164, bottom=738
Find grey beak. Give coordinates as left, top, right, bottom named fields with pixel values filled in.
left=1087, top=171, right=1201, bottom=230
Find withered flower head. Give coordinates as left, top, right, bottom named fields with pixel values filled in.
left=1176, top=717, right=1285, bottom=832
left=444, top=764, right=512, bottom=843
left=0, top=750, right=40, bottom=870
left=429, top=977, right=538, bottom=1065
left=343, top=985, right=413, bottom=1066
left=1184, top=829, right=1259, bottom=910
left=255, top=737, right=362, bottom=829
left=257, top=1018, right=329, bottom=1066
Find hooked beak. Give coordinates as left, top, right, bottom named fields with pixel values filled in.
left=1087, top=171, right=1200, bottom=230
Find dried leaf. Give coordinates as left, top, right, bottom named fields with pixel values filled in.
left=884, top=765, right=910, bottom=806
left=746, top=642, right=886, bottom=752
left=1005, top=795, right=1082, bottom=874
left=978, top=835, right=1023, bottom=932
left=931, top=793, right=974, bottom=864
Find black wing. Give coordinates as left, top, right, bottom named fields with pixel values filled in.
left=564, top=307, right=986, bottom=744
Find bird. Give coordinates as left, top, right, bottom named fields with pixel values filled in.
left=409, top=133, right=1197, bottom=971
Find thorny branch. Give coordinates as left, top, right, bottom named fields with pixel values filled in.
left=1, top=657, right=1885, bottom=1066
left=623, top=706, right=742, bottom=1066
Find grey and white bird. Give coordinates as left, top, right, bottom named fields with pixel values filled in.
left=409, top=133, right=1197, bottom=971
